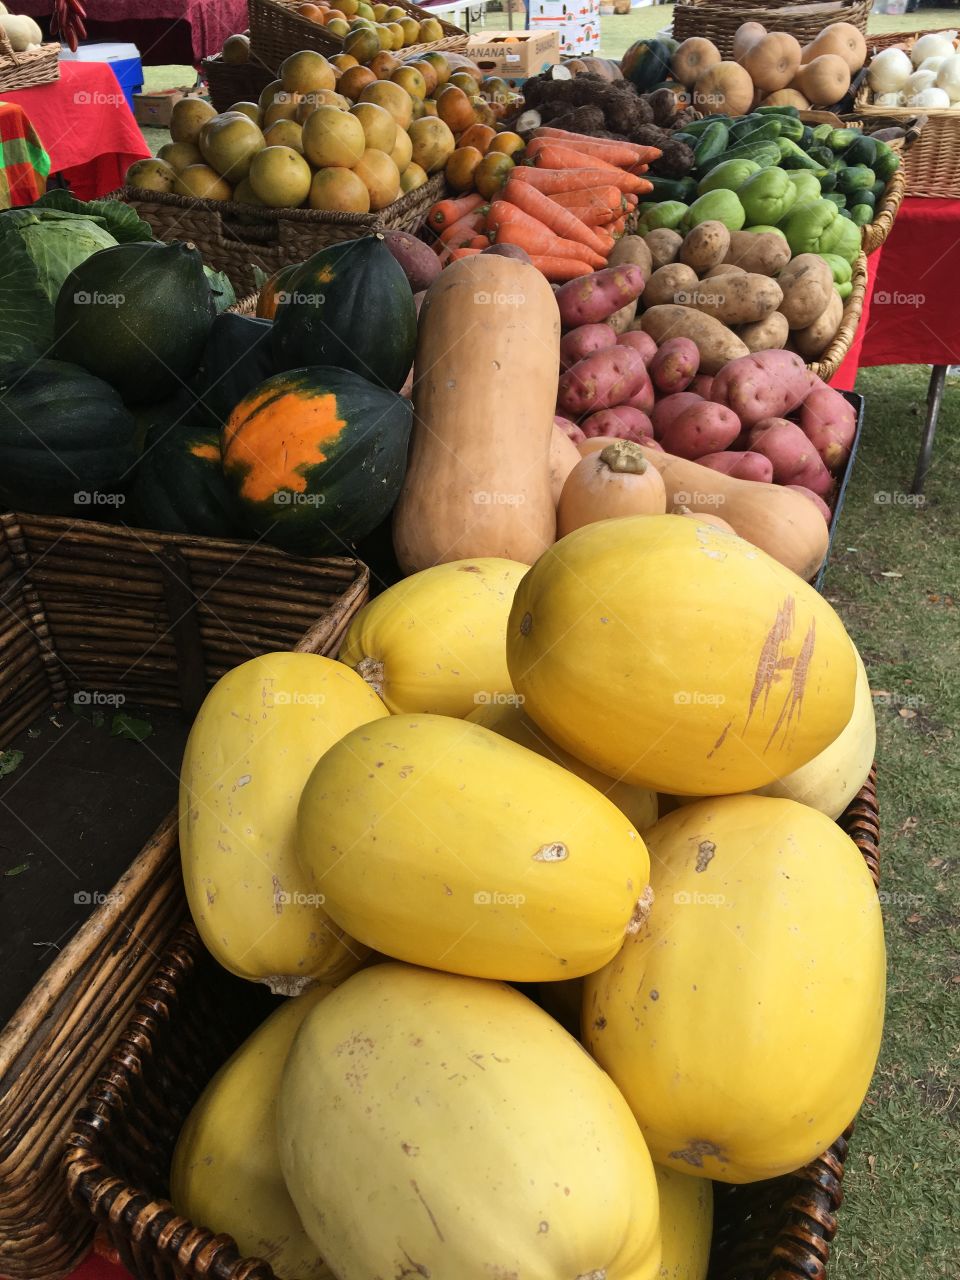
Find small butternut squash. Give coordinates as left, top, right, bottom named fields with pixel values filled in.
left=557, top=441, right=666, bottom=537
left=392, top=254, right=559, bottom=572
left=637, top=445, right=829, bottom=580
left=732, top=21, right=766, bottom=61
left=671, top=37, right=721, bottom=88
left=793, top=53, right=851, bottom=106
left=761, top=87, right=810, bottom=108
left=693, top=61, right=755, bottom=116
left=549, top=424, right=581, bottom=504
left=802, top=21, right=867, bottom=72
left=741, top=31, right=803, bottom=92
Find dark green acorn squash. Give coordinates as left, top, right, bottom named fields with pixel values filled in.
left=190, top=312, right=276, bottom=429
left=0, top=358, right=142, bottom=514
left=271, top=236, right=416, bottom=393
left=53, top=240, right=216, bottom=406
left=129, top=397, right=238, bottom=538
left=621, top=38, right=679, bottom=93
left=221, top=365, right=413, bottom=554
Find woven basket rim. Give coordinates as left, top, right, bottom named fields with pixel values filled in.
left=861, top=165, right=906, bottom=254
left=808, top=250, right=867, bottom=381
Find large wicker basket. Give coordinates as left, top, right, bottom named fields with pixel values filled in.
left=115, top=173, right=446, bottom=294
left=807, top=250, right=868, bottom=383
left=0, top=27, right=60, bottom=91
left=852, top=34, right=960, bottom=198
left=0, top=512, right=369, bottom=1280
left=62, top=770, right=880, bottom=1280
left=249, top=0, right=469, bottom=69
left=201, top=46, right=277, bottom=114
left=671, top=0, right=871, bottom=59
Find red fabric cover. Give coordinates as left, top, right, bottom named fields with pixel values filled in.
left=1, top=61, right=150, bottom=199
left=61, top=1256, right=131, bottom=1280
left=18, top=0, right=249, bottom=61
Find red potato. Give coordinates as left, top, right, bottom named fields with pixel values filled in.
left=581, top=406, right=655, bottom=441
left=482, top=243, right=532, bottom=262
left=556, top=346, right=648, bottom=419
left=650, top=392, right=703, bottom=440
left=689, top=373, right=714, bottom=399
left=560, top=323, right=618, bottom=372
left=697, top=450, right=774, bottom=483
left=556, top=264, right=646, bottom=329
left=619, top=365, right=655, bottom=415
left=786, top=485, right=832, bottom=523
left=800, top=383, right=857, bottom=471
left=554, top=414, right=586, bottom=444
left=747, top=419, right=833, bottom=496
left=711, top=350, right=815, bottom=428
left=617, top=329, right=658, bottom=363
left=659, top=401, right=742, bottom=460
left=648, top=337, right=700, bottom=394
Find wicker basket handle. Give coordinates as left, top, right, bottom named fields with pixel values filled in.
left=157, top=548, right=209, bottom=719
left=0, top=26, right=21, bottom=64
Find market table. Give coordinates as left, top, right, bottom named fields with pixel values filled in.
left=0, top=100, right=50, bottom=207
left=828, top=197, right=960, bottom=493
left=0, top=60, right=150, bottom=201
left=16, top=0, right=248, bottom=64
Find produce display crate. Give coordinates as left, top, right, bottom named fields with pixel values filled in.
left=861, top=162, right=906, bottom=254
left=0, top=27, right=60, bottom=91
left=249, top=0, right=469, bottom=70
left=806, top=249, right=867, bottom=383
left=201, top=45, right=277, bottom=114
left=814, top=389, right=863, bottom=592
left=0, top=512, right=369, bottom=1280
left=670, top=0, right=871, bottom=60
left=852, top=35, right=960, bottom=198
left=114, top=173, right=447, bottom=295
left=62, top=770, right=880, bottom=1280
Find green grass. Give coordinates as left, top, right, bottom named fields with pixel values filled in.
left=136, top=18, right=960, bottom=1277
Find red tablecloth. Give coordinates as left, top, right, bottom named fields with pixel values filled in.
left=18, top=0, right=249, bottom=62
left=1, top=60, right=149, bottom=200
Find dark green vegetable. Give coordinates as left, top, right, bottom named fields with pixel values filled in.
left=819, top=169, right=838, bottom=192
left=852, top=189, right=876, bottom=210
left=824, top=192, right=847, bottom=209
left=870, top=178, right=887, bottom=199
left=681, top=114, right=732, bottom=137
left=838, top=165, right=876, bottom=194
left=693, top=121, right=730, bottom=168
left=777, top=138, right=823, bottom=171
left=828, top=128, right=862, bottom=154
left=671, top=132, right=698, bottom=149
left=754, top=103, right=800, bottom=117
left=644, top=175, right=699, bottom=203
left=850, top=203, right=874, bottom=226
left=873, top=143, right=901, bottom=182
left=773, top=116, right=804, bottom=143
left=730, top=116, right=781, bottom=146
left=800, top=125, right=815, bottom=148
left=843, top=134, right=878, bottom=167
left=812, top=124, right=834, bottom=144
left=698, top=140, right=781, bottom=173
left=808, top=145, right=836, bottom=168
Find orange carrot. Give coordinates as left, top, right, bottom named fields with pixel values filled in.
left=496, top=224, right=605, bottom=268
left=533, top=145, right=650, bottom=194
left=609, top=215, right=628, bottom=237
left=531, top=128, right=661, bottom=166
left=511, top=165, right=646, bottom=196
left=548, top=185, right=623, bottom=212
left=553, top=206, right=618, bottom=227
left=624, top=193, right=638, bottom=207
left=503, top=180, right=610, bottom=256
left=439, top=209, right=486, bottom=244
left=449, top=247, right=482, bottom=259
left=527, top=254, right=595, bottom=281
left=468, top=235, right=490, bottom=248
left=528, top=139, right=621, bottom=172
left=427, top=193, right=485, bottom=230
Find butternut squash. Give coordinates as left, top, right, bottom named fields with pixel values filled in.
left=179, top=653, right=386, bottom=993
left=760, top=87, right=810, bottom=109
left=802, top=21, right=867, bottom=72
left=793, top=53, right=851, bottom=106
left=583, top=796, right=885, bottom=1182
left=338, top=557, right=527, bottom=716
left=506, top=515, right=856, bottom=795
left=278, top=964, right=662, bottom=1280
left=392, top=254, right=559, bottom=572
left=296, top=713, right=650, bottom=979
left=557, top=441, right=666, bottom=537
left=693, top=61, right=755, bottom=116
left=171, top=986, right=334, bottom=1279
left=733, top=21, right=766, bottom=61
left=637, top=445, right=829, bottom=580
left=741, top=31, right=803, bottom=92
left=549, top=423, right=582, bottom=504
left=671, top=37, right=721, bottom=89
left=655, top=1165, right=712, bottom=1280
left=467, top=699, right=658, bottom=831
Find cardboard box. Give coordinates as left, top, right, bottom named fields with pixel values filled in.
left=557, top=20, right=600, bottom=56
left=133, top=88, right=195, bottom=128
left=529, top=0, right=598, bottom=19
left=465, top=30, right=561, bottom=82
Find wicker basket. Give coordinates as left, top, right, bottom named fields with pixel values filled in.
left=114, top=173, right=446, bottom=294
left=671, top=0, right=871, bottom=59
left=62, top=770, right=879, bottom=1280
left=0, top=28, right=60, bottom=91
left=852, top=34, right=960, bottom=198
left=0, top=512, right=369, bottom=1280
left=806, top=250, right=867, bottom=383
left=249, top=0, right=469, bottom=70
left=201, top=46, right=277, bottom=114
left=861, top=162, right=906, bottom=255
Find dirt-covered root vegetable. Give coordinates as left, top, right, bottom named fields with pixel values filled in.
left=619, top=364, right=656, bottom=414
left=607, top=232, right=653, bottom=278
left=724, top=229, right=791, bottom=276
left=681, top=271, right=784, bottom=326
left=644, top=227, right=683, bottom=271
left=704, top=262, right=745, bottom=279
left=617, top=328, right=658, bottom=362
left=581, top=406, right=655, bottom=441
left=550, top=425, right=583, bottom=503
left=560, top=322, right=617, bottom=371
left=554, top=413, right=585, bottom=443
left=689, top=373, right=714, bottom=399
left=710, top=349, right=813, bottom=425
left=383, top=230, right=442, bottom=293
left=737, top=310, right=789, bottom=352
left=557, top=440, right=667, bottom=535
left=801, top=383, right=857, bottom=470
left=777, top=253, right=834, bottom=328
left=748, top=418, right=833, bottom=495
left=643, top=262, right=699, bottom=309
left=696, top=449, right=773, bottom=482
left=649, top=336, right=699, bottom=394
left=650, top=391, right=703, bottom=439
left=787, top=484, right=832, bottom=522
left=607, top=297, right=638, bottom=335
left=482, top=243, right=531, bottom=261
left=792, top=289, right=843, bottom=359
left=640, top=305, right=749, bottom=374
left=658, top=400, right=741, bottom=460
left=556, top=264, right=646, bottom=329
left=678, top=219, right=730, bottom=274
left=556, top=345, right=648, bottom=418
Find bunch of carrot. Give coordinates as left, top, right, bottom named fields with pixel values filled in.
left=424, top=128, right=662, bottom=283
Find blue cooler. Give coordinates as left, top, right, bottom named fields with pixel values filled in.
left=59, top=43, right=143, bottom=113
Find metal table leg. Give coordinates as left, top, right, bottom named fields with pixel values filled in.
left=912, top=364, right=946, bottom=496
